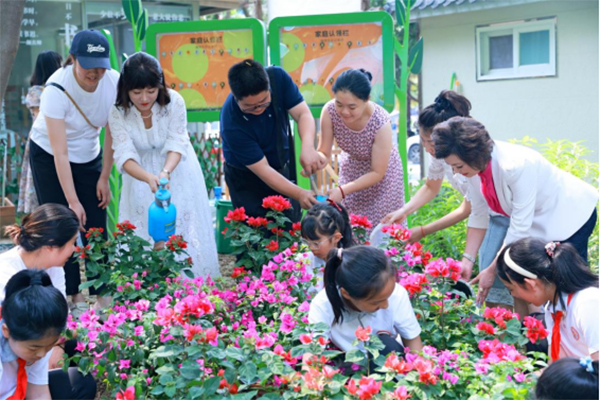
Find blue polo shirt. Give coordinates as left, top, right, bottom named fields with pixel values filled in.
left=220, top=66, right=304, bottom=170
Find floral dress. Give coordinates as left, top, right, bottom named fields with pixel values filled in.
left=326, top=101, right=405, bottom=231
left=17, top=86, right=43, bottom=213
left=109, top=89, right=220, bottom=278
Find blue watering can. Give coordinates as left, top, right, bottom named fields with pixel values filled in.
left=148, top=177, right=176, bottom=242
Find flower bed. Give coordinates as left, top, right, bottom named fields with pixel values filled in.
left=68, top=199, right=547, bottom=399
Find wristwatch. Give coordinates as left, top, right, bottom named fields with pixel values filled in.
left=161, top=169, right=171, bottom=178
left=462, top=252, right=476, bottom=263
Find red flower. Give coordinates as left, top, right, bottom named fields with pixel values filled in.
left=265, top=240, right=279, bottom=252
left=165, top=234, right=188, bottom=251
left=483, top=307, right=519, bottom=329
left=270, top=227, right=284, bottom=236
left=85, top=227, right=104, bottom=239
left=476, top=321, right=496, bottom=335
left=262, top=195, right=291, bottom=212
left=116, top=386, right=135, bottom=400
left=422, top=251, right=432, bottom=266
left=247, top=216, right=268, bottom=228
left=292, top=222, right=301, bottom=232
left=116, top=221, right=136, bottom=231
left=350, top=214, right=373, bottom=229
left=231, top=266, right=248, bottom=278
left=224, top=207, right=247, bottom=223
left=523, top=316, right=549, bottom=343
left=355, top=326, right=372, bottom=342
left=399, top=273, right=428, bottom=296
left=381, top=224, right=411, bottom=241
left=384, top=353, right=413, bottom=374
left=299, top=334, right=312, bottom=344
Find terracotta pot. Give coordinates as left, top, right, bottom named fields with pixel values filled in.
left=0, top=197, right=16, bottom=238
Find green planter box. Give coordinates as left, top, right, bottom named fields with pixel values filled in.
left=215, top=199, right=234, bottom=254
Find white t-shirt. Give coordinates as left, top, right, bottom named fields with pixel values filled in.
left=545, top=287, right=599, bottom=359
left=0, top=247, right=66, bottom=302
left=31, top=65, right=120, bottom=163
left=0, top=352, right=51, bottom=399
left=308, top=283, right=421, bottom=352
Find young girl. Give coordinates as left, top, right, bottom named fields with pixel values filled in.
left=535, top=357, right=599, bottom=400
left=496, top=238, right=599, bottom=361
left=109, top=51, right=219, bottom=278
left=301, top=200, right=354, bottom=292
left=1, top=203, right=80, bottom=303
left=308, top=246, right=422, bottom=355
left=0, top=269, right=68, bottom=399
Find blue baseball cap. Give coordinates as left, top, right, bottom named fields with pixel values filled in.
left=69, top=29, right=111, bottom=70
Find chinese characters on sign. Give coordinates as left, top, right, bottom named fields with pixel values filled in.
left=315, top=30, right=349, bottom=38
left=59, top=2, right=78, bottom=48
left=20, top=0, right=40, bottom=46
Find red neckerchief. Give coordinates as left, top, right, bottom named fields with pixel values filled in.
left=7, top=358, right=27, bottom=400
left=550, top=293, right=574, bottom=362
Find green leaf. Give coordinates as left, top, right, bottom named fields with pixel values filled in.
left=180, top=363, right=201, bottom=380
left=203, top=376, right=221, bottom=395
left=189, top=387, right=205, bottom=399
left=232, top=391, right=259, bottom=400
left=136, top=9, right=148, bottom=42
left=239, top=361, right=258, bottom=385
left=395, top=0, right=406, bottom=26
left=408, top=37, right=424, bottom=74
left=150, top=385, right=165, bottom=395
left=345, top=349, right=366, bottom=363
left=122, top=0, right=142, bottom=25
left=164, top=385, right=177, bottom=397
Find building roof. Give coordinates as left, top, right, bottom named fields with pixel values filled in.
left=404, top=0, right=548, bottom=19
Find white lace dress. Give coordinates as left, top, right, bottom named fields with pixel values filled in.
left=109, top=89, right=220, bottom=278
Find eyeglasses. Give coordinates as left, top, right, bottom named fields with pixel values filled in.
left=301, top=237, right=332, bottom=250
left=237, top=92, right=271, bottom=113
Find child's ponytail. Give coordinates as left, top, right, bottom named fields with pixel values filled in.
left=535, top=357, right=599, bottom=400
left=3, top=269, right=68, bottom=341
left=323, top=246, right=395, bottom=325
left=324, top=248, right=346, bottom=325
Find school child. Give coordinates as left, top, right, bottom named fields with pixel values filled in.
left=308, top=246, right=422, bottom=355
left=300, top=200, right=355, bottom=293
left=535, top=357, right=599, bottom=400
left=496, top=238, right=599, bottom=361
left=1, top=203, right=80, bottom=303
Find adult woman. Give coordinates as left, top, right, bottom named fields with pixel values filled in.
left=382, top=91, right=494, bottom=284
left=18, top=50, right=63, bottom=214
left=317, top=69, right=404, bottom=230
left=29, top=29, right=118, bottom=315
left=433, top=117, right=598, bottom=310
left=109, top=52, right=219, bottom=278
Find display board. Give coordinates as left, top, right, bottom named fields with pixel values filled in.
left=146, top=19, right=266, bottom=122
left=269, top=12, right=394, bottom=117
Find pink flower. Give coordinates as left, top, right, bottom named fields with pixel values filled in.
left=255, top=334, right=276, bottom=349
left=298, top=301, right=310, bottom=312
left=391, top=386, right=412, bottom=400
left=116, top=386, right=135, bottom=400
left=133, top=280, right=142, bottom=290
left=354, top=376, right=382, bottom=399
left=75, top=342, right=86, bottom=352
left=385, top=352, right=413, bottom=374
left=523, top=316, right=549, bottom=343
left=299, top=333, right=313, bottom=344
left=476, top=322, right=496, bottom=335
left=118, top=359, right=131, bottom=370
left=514, top=372, right=526, bottom=383
left=134, top=326, right=145, bottom=336
left=355, top=326, right=372, bottom=342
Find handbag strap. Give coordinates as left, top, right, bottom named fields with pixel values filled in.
left=266, top=66, right=296, bottom=182
left=45, top=82, right=100, bottom=130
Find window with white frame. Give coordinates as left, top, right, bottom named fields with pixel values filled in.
left=476, top=17, right=556, bottom=81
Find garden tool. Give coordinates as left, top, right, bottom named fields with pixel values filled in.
left=148, top=178, right=177, bottom=242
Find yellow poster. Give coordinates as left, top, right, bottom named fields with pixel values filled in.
left=157, top=29, right=253, bottom=110
left=279, top=22, right=384, bottom=106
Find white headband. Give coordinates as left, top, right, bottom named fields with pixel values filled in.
left=503, top=249, right=537, bottom=279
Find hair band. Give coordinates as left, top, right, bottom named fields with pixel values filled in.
left=503, top=248, right=538, bottom=279
left=580, top=356, right=594, bottom=373
left=337, top=248, right=343, bottom=260
left=327, top=198, right=342, bottom=212
left=545, top=241, right=559, bottom=258
left=30, top=274, right=43, bottom=286
left=245, top=61, right=252, bottom=66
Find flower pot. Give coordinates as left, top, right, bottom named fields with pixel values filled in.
left=0, top=197, right=16, bottom=238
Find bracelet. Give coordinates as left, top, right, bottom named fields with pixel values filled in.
left=420, top=226, right=426, bottom=238
left=462, top=252, right=476, bottom=263
left=338, top=186, right=346, bottom=199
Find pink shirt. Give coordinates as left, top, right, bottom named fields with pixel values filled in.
left=478, top=161, right=509, bottom=217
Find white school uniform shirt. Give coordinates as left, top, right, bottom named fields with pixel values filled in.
left=544, top=287, right=599, bottom=359
left=0, top=247, right=66, bottom=302
left=0, top=348, right=52, bottom=400
left=427, top=157, right=489, bottom=229
left=31, top=65, right=120, bottom=163
left=490, top=141, right=598, bottom=244
left=308, top=283, right=421, bottom=352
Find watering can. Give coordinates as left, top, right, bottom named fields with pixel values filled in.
left=148, top=178, right=176, bottom=242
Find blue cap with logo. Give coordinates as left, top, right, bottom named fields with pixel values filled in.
left=69, top=29, right=111, bottom=70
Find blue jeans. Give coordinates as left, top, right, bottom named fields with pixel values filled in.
left=562, top=208, right=597, bottom=263
left=479, top=215, right=512, bottom=305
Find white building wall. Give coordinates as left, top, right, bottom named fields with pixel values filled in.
left=267, top=0, right=362, bottom=22
left=418, top=0, right=599, bottom=160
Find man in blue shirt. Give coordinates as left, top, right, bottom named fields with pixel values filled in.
left=220, top=59, right=325, bottom=221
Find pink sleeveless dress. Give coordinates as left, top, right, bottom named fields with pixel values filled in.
left=327, top=101, right=405, bottom=231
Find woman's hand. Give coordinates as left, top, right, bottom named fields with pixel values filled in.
left=146, top=173, right=160, bottom=193
left=460, top=258, right=474, bottom=281
left=69, top=201, right=87, bottom=231
left=470, top=258, right=498, bottom=306
left=407, top=226, right=425, bottom=244
left=381, top=207, right=408, bottom=225
left=96, top=177, right=111, bottom=209
left=327, top=186, right=344, bottom=204
left=297, top=188, right=318, bottom=210
left=158, top=170, right=171, bottom=189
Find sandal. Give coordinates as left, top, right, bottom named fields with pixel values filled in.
left=69, top=302, right=89, bottom=320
